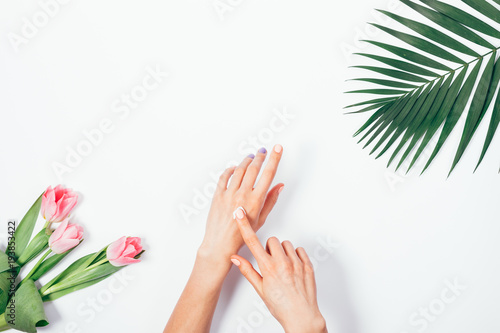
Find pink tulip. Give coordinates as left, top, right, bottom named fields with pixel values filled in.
left=41, top=185, right=78, bottom=223
left=49, top=219, right=84, bottom=254
left=106, top=237, right=142, bottom=267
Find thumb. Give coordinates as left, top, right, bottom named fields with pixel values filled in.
left=231, top=255, right=263, bottom=295
left=258, top=183, right=284, bottom=227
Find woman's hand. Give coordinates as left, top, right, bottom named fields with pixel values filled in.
left=198, top=145, right=284, bottom=270
left=165, top=145, right=284, bottom=333
left=231, top=207, right=328, bottom=333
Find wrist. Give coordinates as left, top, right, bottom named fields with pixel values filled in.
left=284, top=314, right=327, bottom=333
left=196, top=246, right=233, bottom=275
left=198, top=240, right=240, bottom=266
left=187, top=253, right=229, bottom=294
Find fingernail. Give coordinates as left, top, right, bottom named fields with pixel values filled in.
left=278, top=185, right=284, bottom=194
left=247, top=154, right=255, bottom=159
left=258, top=147, right=267, bottom=154
left=231, top=258, right=241, bottom=266
left=274, top=144, right=283, bottom=153
left=232, top=206, right=246, bottom=220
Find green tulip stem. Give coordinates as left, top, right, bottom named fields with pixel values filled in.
left=22, top=249, right=52, bottom=284
left=84, top=258, right=109, bottom=271
left=40, top=256, right=109, bottom=297
left=44, top=220, right=53, bottom=235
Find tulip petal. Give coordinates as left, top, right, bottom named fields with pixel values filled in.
left=64, top=225, right=79, bottom=239
left=109, top=256, right=141, bottom=267
left=49, top=219, right=69, bottom=246
left=106, top=236, right=127, bottom=260
left=122, top=244, right=137, bottom=257
left=128, top=237, right=142, bottom=248
left=52, top=193, right=66, bottom=222
left=76, top=225, right=84, bottom=238
left=41, top=186, right=78, bottom=222
left=53, top=185, right=65, bottom=201
left=56, top=196, right=78, bottom=222
left=51, top=239, right=79, bottom=254
left=41, top=188, right=57, bottom=221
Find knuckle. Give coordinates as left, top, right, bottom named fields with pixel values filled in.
left=270, top=194, right=279, bottom=204
left=240, top=267, right=250, bottom=277
left=247, top=164, right=259, bottom=173
left=234, top=166, right=246, bottom=174
left=216, top=180, right=226, bottom=190
left=271, top=153, right=280, bottom=162
left=293, top=269, right=304, bottom=280
left=262, top=169, right=276, bottom=182
left=246, top=237, right=260, bottom=248
left=296, top=247, right=308, bottom=257
left=261, top=169, right=272, bottom=178
left=304, top=263, right=315, bottom=274
left=293, top=260, right=305, bottom=272
left=217, top=167, right=235, bottom=187
left=218, top=170, right=229, bottom=181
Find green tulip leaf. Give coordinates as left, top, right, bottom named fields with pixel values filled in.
left=6, top=280, right=48, bottom=333
left=41, top=274, right=114, bottom=302
left=29, top=243, right=80, bottom=282
left=7, top=193, right=43, bottom=261
left=0, top=270, right=16, bottom=312
left=16, top=230, right=49, bottom=267
left=41, top=250, right=144, bottom=301
left=39, top=253, right=95, bottom=295
left=0, top=252, right=18, bottom=275
left=42, top=263, right=122, bottom=296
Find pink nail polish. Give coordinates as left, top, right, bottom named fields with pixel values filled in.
left=278, top=185, right=284, bottom=194
left=274, top=144, right=283, bottom=153
left=231, top=258, right=241, bottom=266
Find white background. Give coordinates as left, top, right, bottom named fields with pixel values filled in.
left=1, top=0, right=500, bottom=332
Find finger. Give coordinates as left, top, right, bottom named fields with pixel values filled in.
left=281, top=240, right=300, bottom=261
left=283, top=241, right=307, bottom=295
left=233, top=207, right=268, bottom=261
left=240, top=147, right=267, bottom=190
left=231, top=255, right=263, bottom=295
left=296, top=247, right=314, bottom=271
left=257, top=184, right=284, bottom=228
left=296, top=247, right=317, bottom=301
left=265, top=237, right=286, bottom=258
left=216, top=166, right=237, bottom=192
left=254, top=144, right=283, bottom=195
left=228, top=155, right=255, bottom=191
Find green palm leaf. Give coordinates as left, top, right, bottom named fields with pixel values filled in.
left=347, top=0, right=500, bottom=174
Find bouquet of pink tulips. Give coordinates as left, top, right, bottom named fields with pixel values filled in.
left=0, top=186, right=144, bottom=332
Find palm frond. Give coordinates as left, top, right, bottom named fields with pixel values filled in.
left=347, top=0, right=500, bottom=174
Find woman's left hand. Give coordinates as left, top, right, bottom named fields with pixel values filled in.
left=198, top=144, right=284, bottom=270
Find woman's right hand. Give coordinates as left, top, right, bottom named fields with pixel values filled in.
left=230, top=207, right=328, bottom=333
